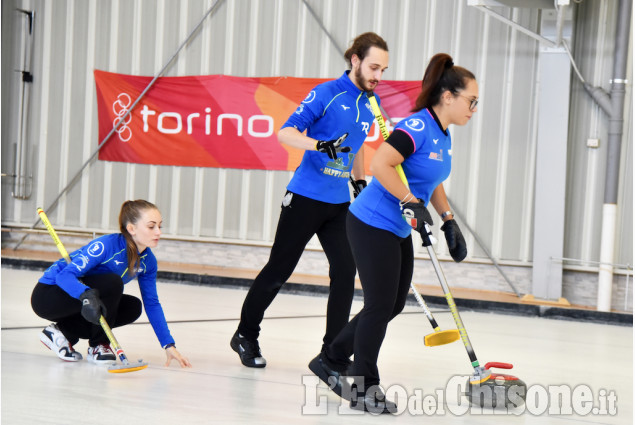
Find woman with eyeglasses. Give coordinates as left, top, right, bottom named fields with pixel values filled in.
left=308, top=53, right=477, bottom=414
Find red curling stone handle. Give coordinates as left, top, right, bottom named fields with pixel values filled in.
left=484, top=362, right=514, bottom=370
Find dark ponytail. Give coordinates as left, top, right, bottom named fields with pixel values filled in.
left=119, top=199, right=158, bottom=277
left=412, top=53, right=476, bottom=112
left=344, top=32, right=388, bottom=68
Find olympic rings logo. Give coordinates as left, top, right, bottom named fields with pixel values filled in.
left=112, top=93, right=133, bottom=142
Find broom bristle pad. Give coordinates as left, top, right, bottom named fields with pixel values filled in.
left=108, top=364, right=148, bottom=373
left=424, top=330, right=460, bottom=346
left=107, top=360, right=148, bottom=373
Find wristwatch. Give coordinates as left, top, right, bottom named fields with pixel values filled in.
left=440, top=211, right=453, bottom=220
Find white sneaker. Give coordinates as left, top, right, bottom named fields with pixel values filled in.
left=40, top=323, right=83, bottom=362
left=87, top=344, right=116, bottom=365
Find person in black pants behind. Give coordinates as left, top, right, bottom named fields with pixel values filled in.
left=230, top=32, right=390, bottom=368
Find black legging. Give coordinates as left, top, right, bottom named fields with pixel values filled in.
left=238, top=192, right=357, bottom=347
left=31, top=273, right=142, bottom=347
left=325, top=212, right=413, bottom=390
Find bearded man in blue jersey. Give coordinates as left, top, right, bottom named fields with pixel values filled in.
left=231, top=32, right=389, bottom=368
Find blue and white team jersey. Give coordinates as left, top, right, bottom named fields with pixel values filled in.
left=350, top=108, right=452, bottom=238
left=282, top=71, right=378, bottom=204
left=39, top=233, right=174, bottom=347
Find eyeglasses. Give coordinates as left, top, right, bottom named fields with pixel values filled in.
left=457, top=94, right=479, bottom=111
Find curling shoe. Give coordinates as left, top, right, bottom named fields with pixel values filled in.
left=40, top=323, right=83, bottom=362
left=87, top=343, right=116, bottom=365
left=308, top=353, right=349, bottom=397
left=230, top=331, right=267, bottom=368
left=350, top=386, right=398, bottom=414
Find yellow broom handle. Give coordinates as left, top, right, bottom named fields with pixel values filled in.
left=366, top=92, right=410, bottom=190
left=37, top=208, right=71, bottom=262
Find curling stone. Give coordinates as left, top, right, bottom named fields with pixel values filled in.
left=466, top=362, right=527, bottom=408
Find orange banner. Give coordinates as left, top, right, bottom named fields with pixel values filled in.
left=95, top=70, right=420, bottom=170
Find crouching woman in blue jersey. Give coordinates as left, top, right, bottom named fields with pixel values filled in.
left=31, top=200, right=192, bottom=368
left=309, top=53, right=476, bottom=413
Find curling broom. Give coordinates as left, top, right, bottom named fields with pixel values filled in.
left=366, top=92, right=460, bottom=347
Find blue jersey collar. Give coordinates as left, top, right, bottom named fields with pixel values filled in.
left=338, top=70, right=365, bottom=95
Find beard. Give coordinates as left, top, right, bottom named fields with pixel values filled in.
left=354, top=66, right=378, bottom=92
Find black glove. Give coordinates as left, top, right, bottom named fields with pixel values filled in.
left=441, top=219, right=467, bottom=262
left=400, top=200, right=433, bottom=232
left=79, top=288, right=107, bottom=325
left=350, top=179, right=367, bottom=198
left=316, top=133, right=351, bottom=160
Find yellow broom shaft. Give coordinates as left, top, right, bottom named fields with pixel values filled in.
left=367, top=92, right=390, bottom=141
left=99, top=316, right=128, bottom=364
left=366, top=93, right=411, bottom=189
left=37, top=208, right=70, bottom=262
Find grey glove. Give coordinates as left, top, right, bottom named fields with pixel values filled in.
left=316, top=133, right=351, bottom=160
left=79, top=288, right=107, bottom=325
left=400, top=200, right=433, bottom=232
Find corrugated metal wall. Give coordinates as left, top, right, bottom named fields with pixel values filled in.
left=1, top=0, right=632, bottom=269
left=567, top=0, right=633, bottom=268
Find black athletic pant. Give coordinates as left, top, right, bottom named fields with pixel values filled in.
left=325, top=212, right=413, bottom=390
left=31, top=273, right=142, bottom=347
left=238, top=191, right=357, bottom=347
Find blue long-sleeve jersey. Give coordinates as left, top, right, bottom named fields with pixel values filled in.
left=282, top=71, right=379, bottom=204
left=350, top=108, right=452, bottom=238
left=39, top=233, right=174, bottom=348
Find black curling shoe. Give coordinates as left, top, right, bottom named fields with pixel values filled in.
left=308, top=354, right=349, bottom=397
left=349, top=386, right=398, bottom=414
left=230, top=331, right=266, bottom=368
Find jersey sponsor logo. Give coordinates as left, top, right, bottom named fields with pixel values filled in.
left=433, top=138, right=439, bottom=144
left=361, top=121, right=370, bottom=135
left=341, top=105, right=350, bottom=110
left=114, top=259, right=123, bottom=266
left=294, top=104, right=305, bottom=115
left=322, top=153, right=355, bottom=179
left=302, top=91, right=316, bottom=104
left=87, top=241, right=105, bottom=257
left=74, top=254, right=89, bottom=271
left=405, top=118, right=425, bottom=132
left=428, top=150, right=444, bottom=162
